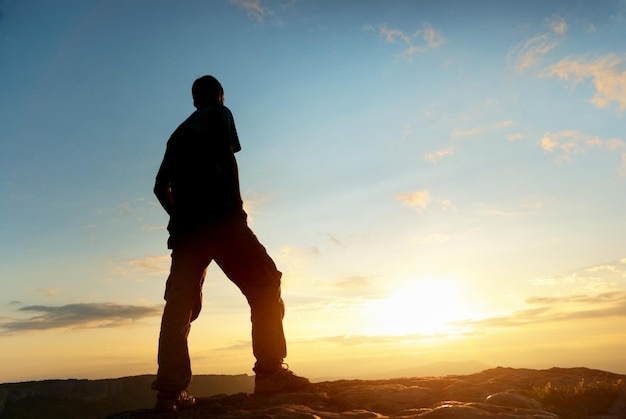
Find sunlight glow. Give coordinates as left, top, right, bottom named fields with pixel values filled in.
left=362, top=277, right=472, bottom=337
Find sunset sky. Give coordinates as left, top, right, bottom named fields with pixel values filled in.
left=2, top=0, right=626, bottom=384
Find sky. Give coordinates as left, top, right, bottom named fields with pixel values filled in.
left=1, top=0, right=626, bottom=384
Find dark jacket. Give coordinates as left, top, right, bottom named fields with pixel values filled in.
left=154, top=105, right=243, bottom=241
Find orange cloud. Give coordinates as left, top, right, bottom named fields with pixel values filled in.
left=395, top=190, right=430, bottom=210
left=395, top=190, right=454, bottom=213
left=541, top=54, right=626, bottom=111
left=540, top=130, right=625, bottom=163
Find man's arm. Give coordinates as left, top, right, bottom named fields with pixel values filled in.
left=214, top=106, right=244, bottom=212
left=154, top=144, right=175, bottom=216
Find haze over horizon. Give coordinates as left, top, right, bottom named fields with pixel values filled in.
left=1, top=0, right=626, bottom=384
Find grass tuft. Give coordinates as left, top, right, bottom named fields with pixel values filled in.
left=521, top=378, right=624, bottom=419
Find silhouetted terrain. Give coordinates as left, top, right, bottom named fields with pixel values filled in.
left=3, top=368, right=626, bottom=418
left=0, top=374, right=253, bottom=419
left=107, top=367, right=626, bottom=419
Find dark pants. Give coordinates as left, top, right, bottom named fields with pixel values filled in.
left=152, top=213, right=287, bottom=394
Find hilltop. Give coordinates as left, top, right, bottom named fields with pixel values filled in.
left=2, top=367, right=626, bottom=418
left=107, top=367, right=626, bottom=419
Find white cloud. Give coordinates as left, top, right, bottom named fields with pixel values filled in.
left=540, top=130, right=625, bottom=163
left=586, top=265, right=618, bottom=273
left=399, top=124, right=413, bottom=142
left=273, top=246, right=319, bottom=274
left=479, top=199, right=543, bottom=217
left=229, top=0, right=273, bottom=23
left=396, top=190, right=453, bottom=213
left=451, top=120, right=515, bottom=139
left=378, top=22, right=444, bottom=60
left=493, top=120, right=514, bottom=129
left=424, top=147, right=454, bottom=163
left=452, top=291, right=626, bottom=330
left=451, top=127, right=483, bottom=139
left=547, top=16, right=568, bottom=35
left=418, top=23, right=445, bottom=48
left=395, top=190, right=430, bottom=210
left=379, top=24, right=410, bottom=44
left=115, top=202, right=132, bottom=215
left=530, top=258, right=626, bottom=293
left=243, top=193, right=272, bottom=223
left=110, top=254, right=171, bottom=278
left=508, top=16, right=567, bottom=73
left=541, top=54, right=626, bottom=111
left=606, top=138, right=626, bottom=150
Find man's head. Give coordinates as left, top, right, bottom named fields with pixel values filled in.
left=192, top=75, right=224, bottom=108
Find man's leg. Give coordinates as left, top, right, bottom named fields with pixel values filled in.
left=213, top=217, right=287, bottom=371
left=153, top=241, right=209, bottom=399
left=214, top=215, right=309, bottom=393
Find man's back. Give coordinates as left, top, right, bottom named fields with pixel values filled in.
left=154, top=105, right=243, bottom=238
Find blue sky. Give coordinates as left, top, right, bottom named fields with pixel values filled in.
left=1, top=0, right=626, bottom=383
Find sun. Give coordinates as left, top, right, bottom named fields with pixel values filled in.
left=362, top=277, right=471, bottom=337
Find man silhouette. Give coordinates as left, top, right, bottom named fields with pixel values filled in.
left=151, top=75, right=309, bottom=412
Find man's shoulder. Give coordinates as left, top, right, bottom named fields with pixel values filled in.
left=211, top=104, right=234, bottom=121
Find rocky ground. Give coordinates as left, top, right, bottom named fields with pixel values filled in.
left=107, top=367, right=626, bottom=419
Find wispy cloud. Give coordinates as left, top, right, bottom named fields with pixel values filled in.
left=508, top=16, right=567, bottom=73
left=395, top=190, right=453, bottom=213
left=547, top=15, right=568, bottom=35
left=229, top=0, right=273, bottom=23
left=115, top=202, right=132, bottom=215
left=541, top=130, right=625, bottom=164
left=0, top=303, right=162, bottom=334
left=395, top=190, right=430, bottom=211
left=455, top=291, right=626, bottom=330
left=243, top=192, right=272, bottom=223
left=531, top=258, right=626, bottom=293
left=333, top=275, right=373, bottom=289
left=424, top=147, right=454, bottom=163
left=41, top=289, right=58, bottom=297
left=377, top=22, right=444, bottom=60
left=478, top=199, right=544, bottom=217
left=273, top=246, right=319, bottom=274
left=507, top=133, right=524, bottom=142
left=108, top=254, right=171, bottom=279
left=451, top=120, right=514, bottom=139
left=421, top=23, right=445, bottom=48
left=327, top=234, right=346, bottom=249
left=541, top=54, right=626, bottom=111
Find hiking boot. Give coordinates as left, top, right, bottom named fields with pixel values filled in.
left=154, top=390, right=196, bottom=413
left=254, top=365, right=310, bottom=394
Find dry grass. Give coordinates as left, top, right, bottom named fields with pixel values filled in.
left=521, top=378, right=624, bottom=419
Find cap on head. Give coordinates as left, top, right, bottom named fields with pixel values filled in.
left=192, top=75, right=223, bottom=108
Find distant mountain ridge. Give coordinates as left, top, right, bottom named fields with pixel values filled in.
left=0, top=374, right=254, bottom=419
left=0, top=361, right=491, bottom=418
left=373, top=360, right=492, bottom=379
left=313, top=360, right=492, bottom=381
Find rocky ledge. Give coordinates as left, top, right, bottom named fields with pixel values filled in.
left=107, top=367, right=626, bottom=419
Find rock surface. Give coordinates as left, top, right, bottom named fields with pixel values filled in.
left=107, top=367, right=626, bottom=419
